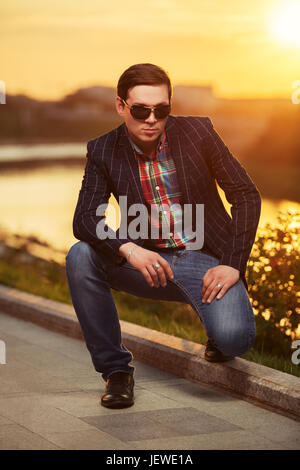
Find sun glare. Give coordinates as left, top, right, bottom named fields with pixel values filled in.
left=269, top=1, right=300, bottom=46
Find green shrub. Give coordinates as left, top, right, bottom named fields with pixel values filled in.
left=247, top=209, right=300, bottom=357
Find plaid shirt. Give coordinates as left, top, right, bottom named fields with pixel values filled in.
left=125, top=127, right=196, bottom=248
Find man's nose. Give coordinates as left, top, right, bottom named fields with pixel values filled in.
left=145, top=110, right=157, bottom=123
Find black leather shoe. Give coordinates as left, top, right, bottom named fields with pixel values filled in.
left=204, top=339, right=234, bottom=362
left=101, top=372, right=134, bottom=409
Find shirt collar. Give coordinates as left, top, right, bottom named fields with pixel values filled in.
left=125, top=126, right=166, bottom=160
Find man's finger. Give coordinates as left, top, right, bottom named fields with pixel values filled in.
left=147, top=265, right=162, bottom=288
left=156, top=265, right=167, bottom=287
left=158, top=256, right=174, bottom=280
left=202, top=280, right=223, bottom=303
left=201, top=275, right=214, bottom=300
left=201, top=280, right=215, bottom=302
left=141, top=268, right=155, bottom=287
left=216, top=285, right=227, bottom=300
left=202, top=269, right=214, bottom=286
left=206, top=283, right=227, bottom=303
left=205, top=282, right=229, bottom=303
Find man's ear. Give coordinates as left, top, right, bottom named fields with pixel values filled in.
left=115, top=96, right=125, bottom=117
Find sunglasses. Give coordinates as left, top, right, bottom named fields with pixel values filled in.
left=121, top=98, right=171, bottom=120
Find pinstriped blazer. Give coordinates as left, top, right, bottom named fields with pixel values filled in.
left=73, top=115, right=261, bottom=291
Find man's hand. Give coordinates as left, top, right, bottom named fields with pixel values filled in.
left=202, top=265, right=240, bottom=303
left=119, top=243, right=174, bottom=288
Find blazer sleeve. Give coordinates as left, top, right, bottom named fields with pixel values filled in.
left=72, top=141, right=134, bottom=264
left=202, top=117, right=262, bottom=274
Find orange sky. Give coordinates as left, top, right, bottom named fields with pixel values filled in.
left=1, top=0, right=300, bottom=100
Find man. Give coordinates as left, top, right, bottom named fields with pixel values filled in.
left=66, top=63, right=261, bottom=409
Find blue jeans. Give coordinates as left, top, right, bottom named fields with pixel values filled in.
left=65, top=241, right=256, bottom=381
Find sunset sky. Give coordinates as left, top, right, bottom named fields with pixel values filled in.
left=1, top=0, right=300, bottom=100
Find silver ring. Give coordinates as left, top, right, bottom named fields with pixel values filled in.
left=216, top=283, right=222, bottom=289
left=154, top=263, right=161, bottom=271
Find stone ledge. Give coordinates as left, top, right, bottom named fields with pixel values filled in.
left=0, top=284, right=299, bottom=420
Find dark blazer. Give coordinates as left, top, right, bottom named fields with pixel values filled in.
left=73, top=115, right=261, bottom=291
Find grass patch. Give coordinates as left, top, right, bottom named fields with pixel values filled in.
left=242, top=348, right=300, bottom=377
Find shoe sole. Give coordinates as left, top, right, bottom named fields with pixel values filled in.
left=100, top=398, right=134, bottom=409
left=204, top=354, right=234, bottom=362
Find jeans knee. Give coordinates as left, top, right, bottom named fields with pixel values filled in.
left=66, top=241, right=109, bottom=285
left=66, top=241, right=90, bottom=267
left=65, top=241, right=95, bottom=280
left=212, top=325, right=256, bottom=357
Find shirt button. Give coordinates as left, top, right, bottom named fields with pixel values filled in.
left=155, top=186, right=159, bottom=190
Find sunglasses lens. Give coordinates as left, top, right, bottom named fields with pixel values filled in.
left=130, top=105, right=171, bottom=120
left=155, top=105, right=171, bottom=119
left=131, top=106, right=150, bottom=120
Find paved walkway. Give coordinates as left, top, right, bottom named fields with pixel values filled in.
left=0, top=311, right=299, bottom=450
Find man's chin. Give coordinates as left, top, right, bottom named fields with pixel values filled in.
left=138, top=133, right=159, bottom=143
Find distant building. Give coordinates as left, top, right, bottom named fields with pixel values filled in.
left=172, top=85, right=217, bottom=113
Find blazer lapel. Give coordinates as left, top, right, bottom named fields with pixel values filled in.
left=117, top=125, right=145, bottom=205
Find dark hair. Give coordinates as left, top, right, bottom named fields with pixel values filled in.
left=117, top=63, right=172, bottom=102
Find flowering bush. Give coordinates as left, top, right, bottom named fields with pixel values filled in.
left=247, top=209, right=300, bottom=357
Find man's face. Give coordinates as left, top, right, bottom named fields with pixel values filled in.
left=115, top=84, right=171, bottom=151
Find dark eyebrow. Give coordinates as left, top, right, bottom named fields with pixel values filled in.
left=132, top=101, right=169, bottom=106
